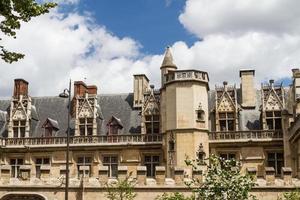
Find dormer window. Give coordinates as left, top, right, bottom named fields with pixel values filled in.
left=42, top=118, right=59, bottom=137
left=107, top=116, right=123, bottom=135
left=79, top=117, right=93, bottom=136
left=145, top=114, right=159, bottom=134
left=266, top=111, right=282, bottom=130
left=219, top=112, right=235, bottom=131
left=13, top=120, right=26, bottom=138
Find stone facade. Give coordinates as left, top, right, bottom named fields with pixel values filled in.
left=0, top=47, right=300, bottom=199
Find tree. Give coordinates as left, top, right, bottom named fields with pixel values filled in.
left=0, top=0, right=56, bottom=63
left=278, top=190, right=300, bottom=200
left=156, top=192, right=194, bottom=200
left=106, top=173, right=137, bottom=200
left=185, top=155, right=257, bottom=200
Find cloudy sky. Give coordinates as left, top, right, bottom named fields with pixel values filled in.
left=1, top=0, right=299, bottom=97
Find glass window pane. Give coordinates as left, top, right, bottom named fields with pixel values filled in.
left=275, top=119, right=282, bottom=129
left=227, top=120, right=234, bottom=131
left=227, top=112, right=234, bottom=119
left=266, top=119, right=274, bottom=130
left=219, top=113, right=226, bottom=119
left=274, top=111, right=281, bottom=117
left=266, top=112, right=273, bottom=118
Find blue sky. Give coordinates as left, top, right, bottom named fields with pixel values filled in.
left=64, top=0, right=197, bottom=55
left=0, top=0, right=299, bottom=96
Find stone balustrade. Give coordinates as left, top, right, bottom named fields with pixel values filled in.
left=209, top=130, right=283, bottom=142
left=0, top=134, right=163, bottom=147
left=165, top=70, right=209, bottom=85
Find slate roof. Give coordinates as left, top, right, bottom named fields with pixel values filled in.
left=0, top=93, right=141, bottom=137
left=0, top=88, right=286, bottom=137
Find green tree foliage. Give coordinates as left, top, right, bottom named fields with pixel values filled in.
left=106, top=173, right=137, bottom=200
left=0, top=0, right=56, bottom=63
left=185, top=155, right=257, bottom=200
left=278, top=190, right=300, bottom=200
left=156, top=192, right=194, bottom=200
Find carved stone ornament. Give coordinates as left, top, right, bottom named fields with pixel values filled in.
left=78, top=99, right=94, bottom=118
left=265, top=91, right=282, bottom=110
left=217, top=93, right=235, bottom=112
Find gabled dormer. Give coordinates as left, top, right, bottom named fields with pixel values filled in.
left=215, top=81, right=239, bottom=131
left=73, top=81, right=98, bottom=136
left=41, top=118, right=59, bottom=137
left=261, top=80, right=285, bottom=130
left=142, top=85, right=160, bottom=134
left=8, top=79, right=32, bottom=138
left=107, top=116, right=123, bottom=135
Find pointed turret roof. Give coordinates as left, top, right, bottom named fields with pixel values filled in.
left=161, top=46, right=177, bottom=69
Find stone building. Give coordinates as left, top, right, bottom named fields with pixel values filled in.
left=0, top=47, right=300, bottom=200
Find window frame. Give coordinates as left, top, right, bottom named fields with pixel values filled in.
left=145, top=114, right=160, bottom=134
left=77, top=155, right=92, bottom=178
left=218, top=112, right=235, bottom=131
left=10, top=158, right=24, bottom=178
left=265, top=111, right=282, bottom=130
left=144, top=155, right=160, bottom=177
left=102, top=155, right=118, bottom=178
left=78, top=117, right=93, bottom=136
left=12, top=120, right=26, bottom=138
left=266, top=152, right=284, bottom=176
left=35, top=157, right=50, bottom=178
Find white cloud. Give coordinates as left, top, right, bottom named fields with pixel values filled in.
left=1, top=0, right=300, bottom=97
left=0, top=9, right=159, bottom=97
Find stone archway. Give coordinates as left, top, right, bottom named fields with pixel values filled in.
left=1, top=193, right=46, bottom=200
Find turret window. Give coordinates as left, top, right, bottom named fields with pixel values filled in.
left=266, top=111, right=282, bottom=130
left=219, top=112, right=235, bottom=131
left=13, top=120, right=26, bottom=138
left=145, top=115, right=160, bottom=134
left=79, top=117, right=93, bottom=136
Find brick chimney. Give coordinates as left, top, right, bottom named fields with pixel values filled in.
left=74, top=81, right=88, bottom=97
left=87, top=85, right=97, bottom=95
left=14, top=79, right=29, bottom=98
left=240, top=70, right=256, bottom=108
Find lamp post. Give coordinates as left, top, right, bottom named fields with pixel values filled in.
left=59, top=79, right=71, bottom=200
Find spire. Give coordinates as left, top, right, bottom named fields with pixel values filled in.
left=161, top=46, right=177, bottom=69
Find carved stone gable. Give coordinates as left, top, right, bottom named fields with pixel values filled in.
left=12, top=101, right=28, bottom=120
left=143, top=95, right=160, bottom=115
left=217, top=93, right=235, bottom=112
left=265, top=90, right=283, bottom=110
left=78, top=98, right=94, bottom=118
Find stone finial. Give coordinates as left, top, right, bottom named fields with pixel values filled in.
left=161, top=47, right=177, bottom=69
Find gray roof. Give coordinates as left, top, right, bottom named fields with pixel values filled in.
left=0, top=93, right=141, bottom=137
left=0, top=88, right=284, bottom=137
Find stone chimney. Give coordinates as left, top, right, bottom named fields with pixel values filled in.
left=74, top=81, right=88, bottom=97
left=133, top=74, right=149, bottom=108
left=240, top=70, right=256, bottom=108
left=87, top=85, right=97, bottom=95
left=14, top=79, right=29, bottom=98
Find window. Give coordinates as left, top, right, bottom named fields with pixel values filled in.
left=10, top=158, right=23, bottom=178
left=267, top=152, right=284, bottom=175
left=108, top=124, right=119, bottom=135
left=196, top=110, right=205, bottom=121
left=35, top=157, right=50, bottom=178
left=219, top=153, right=236, bottom=160
left=144, top=155, right=160, bottom=177
left=77, top=156, right=92, bottom=178
left=13, top=120, right=26, bottom=138
left=219, top=112, right=235, bottom=131
left=103, top=156, right=118, bottom=178
left=266, top=111, right=282, bottom=130
left=79, top=117, right=93, bottom=136
left=44, top=127, right=53, bottom=137
left=145, top=114, right=160, bottom=134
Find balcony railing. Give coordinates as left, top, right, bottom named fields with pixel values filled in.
left=0, top=134, right=163, bottom=147
left=209, top=130, right=283, bottom=142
